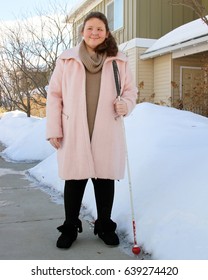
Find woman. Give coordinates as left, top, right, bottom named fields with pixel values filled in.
left=46, top=11, right=138, bottom=249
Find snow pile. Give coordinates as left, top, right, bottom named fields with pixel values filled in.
left=1, top=103, right=208, bottom=260
left=0, top=111, right=54, bottom=161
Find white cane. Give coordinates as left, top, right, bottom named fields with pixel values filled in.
left=112, top=60, right=141, bottom=255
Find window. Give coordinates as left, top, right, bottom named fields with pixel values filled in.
left=107, top=1, right=114, bottom=31
left=107, top=0, right=123, bottom=31
left=114, top=0, right=123, bottom=30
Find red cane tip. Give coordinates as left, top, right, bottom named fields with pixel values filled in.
left=132, top=245, right=141, bottom=255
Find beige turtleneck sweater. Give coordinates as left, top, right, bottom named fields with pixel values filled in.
left=79, top=41, right=107, bottom=139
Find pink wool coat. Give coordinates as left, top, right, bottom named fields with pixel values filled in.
left=46, top=44, right=138, bottom=180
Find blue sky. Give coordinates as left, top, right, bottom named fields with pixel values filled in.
left=0, top=0, right=79, bottom=21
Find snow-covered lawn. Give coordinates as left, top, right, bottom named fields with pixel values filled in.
left=1, top=103, right=208, bottom=260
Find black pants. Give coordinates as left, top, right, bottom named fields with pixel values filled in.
left=64, top=179, right=114, bottom=224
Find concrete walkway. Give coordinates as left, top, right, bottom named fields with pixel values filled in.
left=0, top=143, right=149, bottom=260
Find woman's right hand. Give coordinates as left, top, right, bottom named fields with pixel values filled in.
left=49, top=138, right=62, bottom=149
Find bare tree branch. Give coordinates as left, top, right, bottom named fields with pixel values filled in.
left=0, top=1, right=73, bottom=117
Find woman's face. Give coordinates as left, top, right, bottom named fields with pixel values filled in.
left=82, top=17, right=109, bottom=53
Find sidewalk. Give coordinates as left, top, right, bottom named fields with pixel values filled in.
left=0, top=143, right=148, bottom=260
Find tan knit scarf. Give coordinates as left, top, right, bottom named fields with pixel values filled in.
left=79, top=40, right=107, bottom=73
left=79, top=40, right=107, bottom=139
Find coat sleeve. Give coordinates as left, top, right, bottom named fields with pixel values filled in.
left=46, top=58, right=64, bottom=140
left=121, top=60, right=138, bottom=116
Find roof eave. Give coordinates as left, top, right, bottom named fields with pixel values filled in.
left=140, top=34, right=208, bottom=60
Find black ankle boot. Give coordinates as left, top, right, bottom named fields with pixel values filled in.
left=56, top=219, right=82, bottom=249
left=94, top=219, right=119, bottom=246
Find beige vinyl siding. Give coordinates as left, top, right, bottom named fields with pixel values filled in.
left=124, top=47, right=138, bottom=86
left=137, top=48, right=154, bottom=103
left=154, top=54, right=172, bottom=106
left=123, top=46, right=155, bottom=104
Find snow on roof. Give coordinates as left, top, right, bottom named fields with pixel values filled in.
left=141, top=16, right=208, bottom=59
left=119, top=38, right=156, bottom=52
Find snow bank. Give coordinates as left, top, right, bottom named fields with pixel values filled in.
left=1, top=103, right=208, bottom=259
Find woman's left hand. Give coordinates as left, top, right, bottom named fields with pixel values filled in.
left=114, top=99, right=128, bottom=116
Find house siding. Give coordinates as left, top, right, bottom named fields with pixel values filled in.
left=67, top=0, right=207, bottom=113
left=137, top=47, right=154, bottom=103
left=122, top=45, right=155, bottom=104
left=70, top=0, right=138, bottom=45
left=153, top=54, right=172, bottom=106
left=136, top=0, right=198, bottom=40
left=124, top=47, right=138, bottom=85
left=69, top=0, right=199, bottom=46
